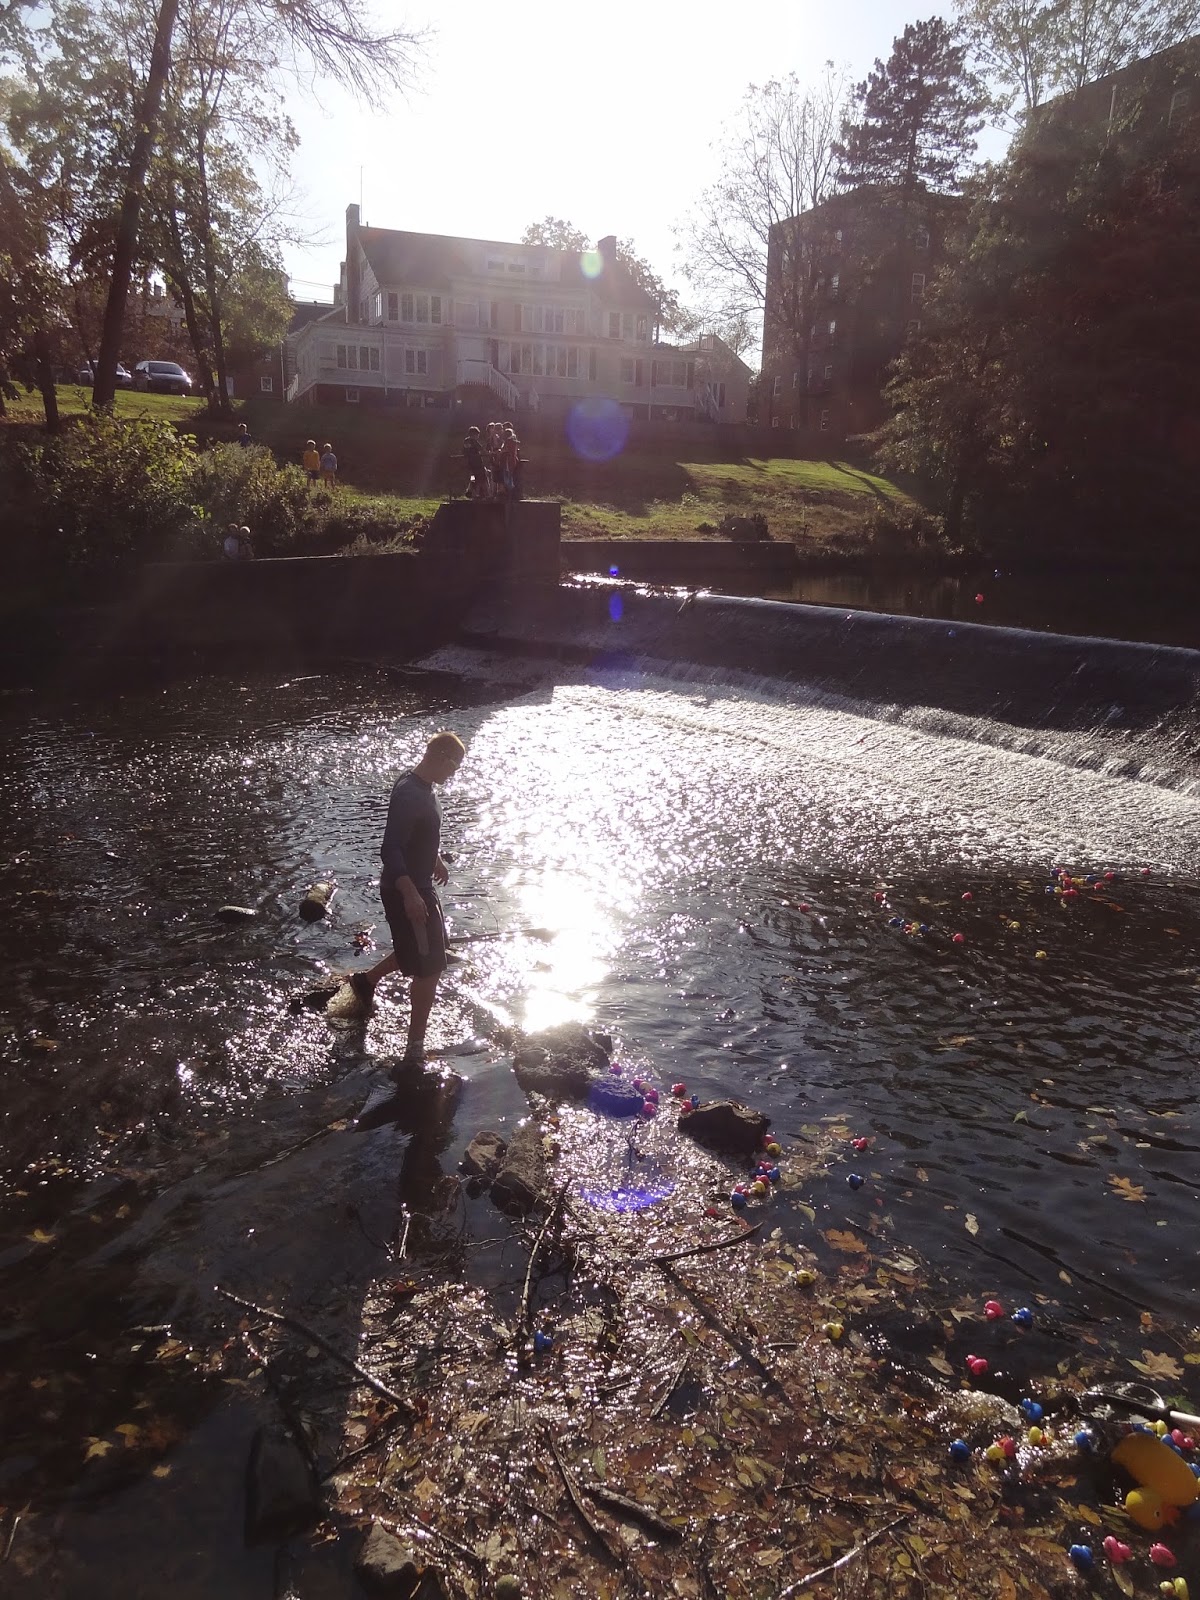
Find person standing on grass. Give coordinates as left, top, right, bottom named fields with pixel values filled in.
left=303, top=439, right=321, bottom=486
left=320, top=442, right=338, bottom=487
left=348, top=731, right=466, bottom=1065
left=236, top=422, right=253, bottom=448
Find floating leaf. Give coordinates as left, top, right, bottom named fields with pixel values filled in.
left=965, top=1214, right=979, bottom=1237
left=85, top=1438, right=111, bottom=1460
left=26, top=1228, right=54, bottom=1245
left=823, top=1229, right=867, bottom=1255
left=152, top=1464, right=172, bottom=1479
left=1130, top=1349, right=1183, bottom=1381
left=1108, top=1175, right=1147, bottom=1203
left=928, top=1354, right=954, bottom=1377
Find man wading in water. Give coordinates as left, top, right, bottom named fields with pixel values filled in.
left=348, top=732, right=466, bottom=1062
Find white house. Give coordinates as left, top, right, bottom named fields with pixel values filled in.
left=285, top=206, right=749, bottom=422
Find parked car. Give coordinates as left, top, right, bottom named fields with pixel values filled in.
left=133, top=359, right=194, bottom=395
left=76, top=360, right=132, bottom=387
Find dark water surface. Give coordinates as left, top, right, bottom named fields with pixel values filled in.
left=2, top=642, right=1199, bottom=1587
left=718, top=568, right=1200, bottom=651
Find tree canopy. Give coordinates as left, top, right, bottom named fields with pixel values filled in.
left=835, top=17, right=987, bottom=198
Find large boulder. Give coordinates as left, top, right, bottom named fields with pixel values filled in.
left=512, top=1022, right=610, bottom=1101
left=677, top=1100, right=770, bottom=1155
left=491, top=1122, right=546, bottom=1213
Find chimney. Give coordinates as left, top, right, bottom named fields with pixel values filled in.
left=596, top=234, right=618, bottom=271
left=345, top=203, right=361, bottom=325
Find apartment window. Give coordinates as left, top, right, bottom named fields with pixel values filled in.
left=772, top=374, right=782, bottom=396
left=830, top=273, right=840, bottom=299
left=623, top=313, right=636, bottom=340
left=372, top=291, right=382, bottom=322
left=824, top=363, right=834, bottom=380
left=488, top=301, right=499, bottom=329
left=819, top=409, right=831, bottom=431
left=911, top=272, right=925, bottom=303
left=636, top=314, right=648, bottom=341
left=620, top=357, right=636, bottom=384
left=260, top=375, right=274, bottom=393
left=431, top=295, right=442, bottom=324
left=771, top=416, right=780, bottom=428
left=506, top=261, right=527, bottom=273
left=415, top=294, right=429, bottom=323
left=400, top=292, right=414, bottom=321
left=834, top=228, right=843, bottom=245
left=336, top=344, right=358, bottom=370
left=588, top=349, right=598, bottom=381
left=789, top=415, right=798, bottom=429
left=906, top=318, right=922, bottom=337
left=521, top=305, right=542, bottom=333
left=455, top=300, right=479, bottom=328
left=828, top=319, right=837, bottom=337
left=387, top=292, right=399, bottom=321
left=359, top=299, right=369, bottom=322
left=792, top=370, right=800, bottom=389
left=532, top=343, right=544, bottom=376
left=404, top=348, right=428, bottom=375
left=567, top=307, right=582, bottom=334
left=358, top=346, right=379, bottom=371
left=487, top=258, right=505, bottom=272
left=608, top=311, right=621, bottom=339
left=1169, top=87, right=1191, bottom=128
left=914, top=226, right=930, bottom=252
left=346, top=387, right=360, bottom=403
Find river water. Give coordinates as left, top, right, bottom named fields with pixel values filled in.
left=1, top=608, right=1199, bottom=1581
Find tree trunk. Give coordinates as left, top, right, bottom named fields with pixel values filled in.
left=162, top=184, right=215, bottom=407
left=195, top=144, right=231, bottom=418
left=93, top=0, right=181, bottom=409
left=33, top=326, right=60, bottom=432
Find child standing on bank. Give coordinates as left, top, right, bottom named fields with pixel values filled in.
left=320, top=443, right=338, bottom=488
left=303, top=439, right=320, bottom=486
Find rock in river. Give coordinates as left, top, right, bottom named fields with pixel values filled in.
left=355, top=1523, right=420, bottom=1595
left=245, top=1423, right=320, bottom=1542
left=512, top=1021, right=610, bottom=1100
left=299, top=881, right=336, bottom=922
left=678, top=1099, right=771, bottom=1154
left=491, top=1122, right=546, bottom=1213
left=461, top=1130, right=507, bottom=1179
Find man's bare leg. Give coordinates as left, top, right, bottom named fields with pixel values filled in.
left=405, top=974, right=439, bottom=1058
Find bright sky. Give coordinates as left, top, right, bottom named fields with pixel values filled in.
left=282, top=0, right=986, bottom=309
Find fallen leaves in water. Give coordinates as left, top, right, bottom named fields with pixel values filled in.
left=1108, top=1175, right=1147, bottom=1203
left=1130, top=1349, right=1183, bottom=1381
left=822, top=1228, right=868, bottom=1253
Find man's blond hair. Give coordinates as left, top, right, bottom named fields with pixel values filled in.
left=426, top=731, right=465, bottom=761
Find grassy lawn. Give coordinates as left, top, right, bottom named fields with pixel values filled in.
left=4, top=384, right=207, bottom=424
left=5, top=386, right=923, bottom=553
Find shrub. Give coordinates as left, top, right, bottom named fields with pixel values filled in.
left=187, top=443, right=311, bottom=555
left=862, top=503, right=948, bottom=559
left=15, top=412, right=203, bottom=576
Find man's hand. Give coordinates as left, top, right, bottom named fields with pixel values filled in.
left=433, top=854, right=449, bottom=886
left=397, top=880, right=428, bottom=926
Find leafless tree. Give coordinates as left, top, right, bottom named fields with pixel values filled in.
left=676, top=62, right=850, bottom=340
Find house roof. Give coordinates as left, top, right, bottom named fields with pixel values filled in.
left=288, top=299, right=337, bottom=334
left=355, top=226, right=657, bottom=311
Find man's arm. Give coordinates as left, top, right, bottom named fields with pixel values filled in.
left=381, top=784, right=429, bottom=924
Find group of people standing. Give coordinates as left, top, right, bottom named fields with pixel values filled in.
left=462, top=421, right=523, bottom=501
left=302, top=439, right=339, bottom=488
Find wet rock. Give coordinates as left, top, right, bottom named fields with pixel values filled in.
left=245, top=1423, right=320, bottom=1542
left=491, top=1122, right=546, bottom=1213
left=216, top=904, right=258, bottom=923
left=355, top=1523, right=420, bottom=1595
left=287, top=980, right=343, bottom=1014
left=512, top=1022, right=610, bottom=1100
left=678, top=1099, right=770, bottom=1154
left=494, top=1579, right=522, bottom=1600
left=461, top=1130, right=507, bottom=1179
left=299, top=881, right=336, bottom=922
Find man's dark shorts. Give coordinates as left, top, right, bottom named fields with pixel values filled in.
left=379, top=877, right=447, bottom=978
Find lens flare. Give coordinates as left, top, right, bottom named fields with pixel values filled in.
left=581, top=249, right=604, bottom=279
left=567, top=397, right=629, bottom=463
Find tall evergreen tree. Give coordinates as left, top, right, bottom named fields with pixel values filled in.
left=836, top=18, right=987, bottom=198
